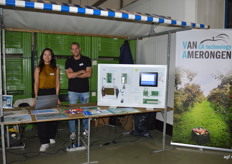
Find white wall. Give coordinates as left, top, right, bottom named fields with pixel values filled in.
left=196, top=0, right=225, bottom=28
left=124, top=0, right=225, bottom=125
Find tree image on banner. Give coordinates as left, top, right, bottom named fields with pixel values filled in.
left=173, top=68, right=232, bottom=148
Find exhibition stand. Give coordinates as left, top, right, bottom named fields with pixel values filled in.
left=0, top=1, right=209, bottom=163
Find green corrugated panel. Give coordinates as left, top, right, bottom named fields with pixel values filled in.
left=23, top=58, right=33, bottom=96
left=93, top=37, right=124, bottom=57
left=36, top=33, right=91, bottom=57
left=5, top=31, right=32, bottom=56
left=89, top=92, right=97, bottom=103
left=91, top=37, right=99, bottom=59
left=56, top=59, right=68, bottom=90
left=6, top=59, right=23, bottom=91
left=98, top=60, right=119, bottom=64
left=92, top=37, right=136, bottom=61
left=78, top=35, right=92, bottom=58
left=6, top=31, right=23, bottom=54
left=6, top=59, right=25, bottom=94
left=6, top=58, right=32, bottom=97
left=5, top=31, right=33, bottom=102
left=92, top=37, right=123, bottom=58
left=89, top=63, right=97, bottom=91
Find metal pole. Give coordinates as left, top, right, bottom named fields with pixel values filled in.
left=87, top=118, right=90, bottom=163
left=2, top=27, right=10, bottom=148
left=171, top=142, right=232, bottom=152
left=82, top=117, right=98, bottom=164
left=152, top=32, right=173, bottom=153
left=2, top=28, right=6, bottom=95
left=127, top=27, right=192, bottom=40
left=163, top=32, right=171, bottom=149
left=1, top=20, right=11, bottom=149
left=0, top=7, right=7, bottom=164
left=78, top=119, right=80, bottom=146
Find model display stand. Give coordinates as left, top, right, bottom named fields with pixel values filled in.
left=97, top=64, right=167, bottom=109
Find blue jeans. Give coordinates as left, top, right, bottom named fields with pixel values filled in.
left=68, top=91, right=90, bottom=133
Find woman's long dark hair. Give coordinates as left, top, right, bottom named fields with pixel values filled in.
left=38, top=48, right=57, bottom=72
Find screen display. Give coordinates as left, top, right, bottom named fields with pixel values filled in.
left=139, top=72, right=158, bottom=87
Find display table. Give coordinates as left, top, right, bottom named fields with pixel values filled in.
left=3, top=103, right=172, bottom=125
left=2, top=103, right=173, bottom=164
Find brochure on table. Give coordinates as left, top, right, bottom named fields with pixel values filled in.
left=31, top=108, right=59, bottom=115
left=4, top=115, right=32, bottom=123
left=4, top=109, right=32, bottom=123
left=80, top=106, right=139, bottom=116
left=107, top=107, right=140, bottom=114
left=2, top=95, right=13, bottom=108
left=35, top=113, right=68, bottom=121
left=4, top=110, right=29, bottom=116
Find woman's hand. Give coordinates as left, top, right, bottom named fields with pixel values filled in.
left=32, top=98, right=37, bottom=107
left=57, top=99, right=61, bottom=105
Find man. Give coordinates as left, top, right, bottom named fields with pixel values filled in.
left=65, top=42, right=92, bottom=140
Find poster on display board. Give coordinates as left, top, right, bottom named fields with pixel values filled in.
left=172, top=29, right=232, bottom=150
left=97, top=64, right=167, bottom=109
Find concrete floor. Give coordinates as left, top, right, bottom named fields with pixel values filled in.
left=2, top=121, right=232, bottom=164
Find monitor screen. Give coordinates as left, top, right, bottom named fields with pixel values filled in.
left=139, top=72, right=158, bottom=87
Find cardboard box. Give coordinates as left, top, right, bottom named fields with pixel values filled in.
left=92, top=117, right=109, bottom=127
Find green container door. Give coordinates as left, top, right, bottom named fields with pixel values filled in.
left=6, top=59, right=24, bottom=93
left=5, top=31, right=32, bottom=102
left=92, top=37, right=123, bottom=58
left=36, top=33, right=91, bottom=57
left=56, top=59, right=68, bottom=93
left=92, top=37, right=136, bottom=60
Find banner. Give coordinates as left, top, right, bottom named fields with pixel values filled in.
left=173, top=29, right=232, bottom=150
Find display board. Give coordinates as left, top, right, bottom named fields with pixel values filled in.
left=97, top=64, right=167, bottom=109
left=172, top=29, right=232, bottom=151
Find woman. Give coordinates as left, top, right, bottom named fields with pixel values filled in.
left=33, top=48, right=60, bottom=152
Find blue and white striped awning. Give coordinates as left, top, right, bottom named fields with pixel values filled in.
left=0, top=0, right=209, bottom=29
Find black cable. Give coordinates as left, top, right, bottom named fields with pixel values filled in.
left=93, top=132, right=140, bottom=147
left=114, top=135, right=140, bottom=143
left=90, top=138, right=110, bottom=147
left=6, top=124, right=139, bottom=163
left=6, top=128, right=70, bottom=164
